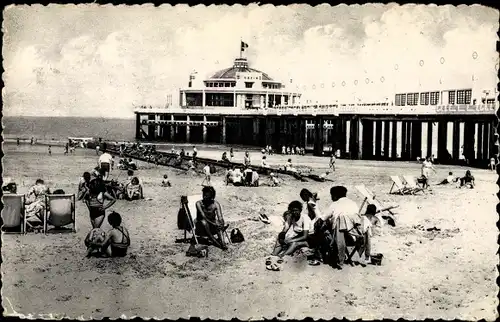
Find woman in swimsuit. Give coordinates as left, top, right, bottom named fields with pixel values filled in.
left=195, top=186, right=228, bottom=250
left=101, top=211, right=130, bottom=257
left=84, top=178, right=116, bottom=228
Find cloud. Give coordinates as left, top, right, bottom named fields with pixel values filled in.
left=2, top=4, right=498, bottom=117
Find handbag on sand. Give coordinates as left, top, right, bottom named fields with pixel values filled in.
left=230, top=228, right=245, bottom=243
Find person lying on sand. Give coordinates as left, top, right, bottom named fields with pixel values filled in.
left=437, top=172, right=457, bottom=185
left=459, top=170, right=475, bottom=189
left=268, top=201, right=310, bottom=269
left=195, top=186, right=228, bottom=250
left=125, top=177, right=144, bottom=200
left=270, top=173, right=280, bottom=186
left=84, top=178, right=116, bottom=228
left=100, top=211, right=130, bottom=257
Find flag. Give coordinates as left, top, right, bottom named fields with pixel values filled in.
left=241, top=41, right=249, bottom=52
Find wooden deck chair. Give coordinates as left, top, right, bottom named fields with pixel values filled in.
left=389, top=176, right=411, bottom=195
left=177, top=194, right=199, bottom=244
left=356, top=185, right=398, bottom=217
left=44, top=194, right=76, bottom=233
left=344, top=223, right=366, bottom=266
left=1, top=194, right=26, bottom=234
left=402, top=175, right=425, bottom=195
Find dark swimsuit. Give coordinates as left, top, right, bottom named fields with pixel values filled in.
left=87, top=196, right=105, bottom=220
left=110, top=226, right=130, bottom=257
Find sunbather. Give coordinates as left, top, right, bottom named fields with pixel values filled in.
left=271, top=201, right=310, bottom=261
left=101, top=211, right=130, bottom=257
left=270, top=173, right=280, bottom=186
left=195, top=186, right=227, bottom=250
left=25, top=179, right=51, bottom=225
left=437, top=172, right=457, bottom=185
left=161, top=174, right=171, bottom=187
left=459, top=170, right=475, bottom=188
left=125, top=177, right=144, bottom=200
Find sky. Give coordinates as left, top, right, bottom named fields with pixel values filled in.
left=2, top=4, right=499, bottom=118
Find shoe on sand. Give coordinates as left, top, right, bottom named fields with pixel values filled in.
left=266, top=263, right=280, bottom=271
left=259, top=213, right=270, bottom=224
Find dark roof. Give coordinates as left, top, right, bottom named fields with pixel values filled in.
left=209, top=67, right=274, bottom=81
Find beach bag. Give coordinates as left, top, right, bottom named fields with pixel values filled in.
left=209, top=165, right=216, bottom=174
left=177, top=204, right=193, bottom=231
left=230, top=228, right=245, bottom=243
left=186, top=244, right=208, bottom=258
left=85, top=228, right=106, bottom=248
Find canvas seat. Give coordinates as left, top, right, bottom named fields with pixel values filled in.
left=1, top=194, right=26, bottom=234
left=356, top=184, right=398, bottom=220
left=389, top=176, right=412, bottom=195
left=402, top=175, right=425, bottom=195
left=44, top=194, right=76, bottom=233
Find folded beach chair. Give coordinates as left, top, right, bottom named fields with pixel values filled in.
left=177, top=194, right=199, bottom=244
left=355, top=184, right=399, bottom=218
left=44, top=194, right=76, bottom=233
left=389, top=176, right=411, bottom=195
left=1, top=194, right=26, bottom=234
left=402, top=175, right=425, bottom=195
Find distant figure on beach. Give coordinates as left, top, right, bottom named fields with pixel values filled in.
left=270, top=173, right=280, bottom=186
left=17, top=138, right=20, bottom=146
left=48, top=145, right=52, bottom=155
left=221, top=151, right=230, bottom=163
left=490, top=157, right=496, bottom=171
left=161, top=174, right=171, bottom=187
left=125, top=177, right=144, bottom=200
left=30, top=137, right=34, bottom=145
left=99, top=152, right=113, bottom=180
left=202, top=164, right=212, bottom=186
left=437, top=172, right=457, bottom=185
left=192, top=146, right=198, bottom=161
left=329, top=154, right=336, bottom=171
left=282, top=145, right=286, bottom=154
left=421, top=156, right=436, bottom=179
left=64, top=143, right=69, bottom=155
left=77, top=172, right=92, bottom=201
left=230, top=148, right=234, bottom=161
left=261, top=155, right=269, bottom=168
left=244, top=151, right=251, bottom=167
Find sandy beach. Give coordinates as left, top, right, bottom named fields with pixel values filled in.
left=1, top=143, right=498, bottom=320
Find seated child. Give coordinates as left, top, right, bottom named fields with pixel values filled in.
left=125, top=177, right=144, bottom=200
left=270, top=173, right=280, bottom=186
left=101, top=211, right=131, bottom=257
left=161, top=174, right=171, bottom=187
left=85, top=227, right=107, bottom=258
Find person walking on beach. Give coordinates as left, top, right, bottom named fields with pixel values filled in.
left=244, top=151, right=251, bottom=167
left=17, top=138, right=20, bottom=146
left=230, top=148, right=234, bottom=161
left=202, top=164, right=212, bottom=186
left=96, top=144, right=100, bottom=155
left=329, top=154, right=336, bottom=172
left=64, top=143, right=69, bottom=155
left=48, top=145, right=52, bottom=155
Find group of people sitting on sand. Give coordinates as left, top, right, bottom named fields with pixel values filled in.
left=436, top=170, right=475, bottom=188
left=280, top=145, right=306, bottom=156
left=266, top=185, right=391, bottom=271
left=225, top=167, right=260, bottom=187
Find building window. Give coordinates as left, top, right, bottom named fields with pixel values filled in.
left=448, top=91, right=456, bottom=105
left=400, top=94, right=406, bottom=106
left=464, top=89, right=472, bottom=104
left=407, top=93, right=419, bottom=106
left=245, top=82, right=253, bottom=88
left=430, top=91, right=439, bottom=105
left=457, top=90, right=465, bottom=104
left=395, top=94, right=401, bottom=106
left=420, top=92, right=429, bottom=105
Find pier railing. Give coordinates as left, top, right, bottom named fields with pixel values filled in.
left=134, top=103, right=497, bottom=116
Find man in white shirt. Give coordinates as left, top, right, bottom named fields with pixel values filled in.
left=232, top=168, right=243, bottom=186
left=323, top=186, right=361, bottom=269
left=99, top=152, right=113, bottom=180
left=202, top=164, right=211, bottom=186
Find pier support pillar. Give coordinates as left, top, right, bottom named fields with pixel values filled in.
left=186, top=115, right=191, bottom=143
left=383, top=121, right=390, bottom=159
left=362, top=120, right=374, bottom=160
left=489, top=121, right=497, bottom=160
left=426, top=121, right=433, bottom=158
left=437, top=121, right=448, bottom=162
left=452, top=121, right=460, bottom=161
left=135, top=114, right=141, bottom=140
left=313, top=116, right=324, bottom=156
left=463, top=121, right=475, bottom=164
left=411, top=121, right=422, bottom=161
left=349, top=118, right=361, bottom=159
left=252, top=118, right=259, bottom=144
left=375, top=120, right=382, bottom=159
left=401, top=121, right=407, bottom=160
left=170, top=115, right=175, bottom=141
left=477, top=123, right=483, bottom=161
left=299, top=118, right=305, bottom=149
left=482, top=122, right=490, bottom=161
left=202, top=116, right=208, bottom=143
left=405, top=122, right=413, bottom=160
left=391, top=121, right=398, bottom=159
left=339, top=120, right=347, bottom=155
left=221, top=117, right=226, bottom=144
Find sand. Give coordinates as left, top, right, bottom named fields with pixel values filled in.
left=1, top=143, right=498, bottom=320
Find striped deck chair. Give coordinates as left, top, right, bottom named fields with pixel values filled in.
left=1, top=194, right=26, bottom=234
left=402, top=175, right=425, bottom=195
left=389, top=176, right=411, bottom=195
left=44, top=194, right=76, bottom=233
left=355, top=184, right=399, bottom=218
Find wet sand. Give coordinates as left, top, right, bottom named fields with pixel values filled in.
left=1, top=143, right=498, bottom=320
